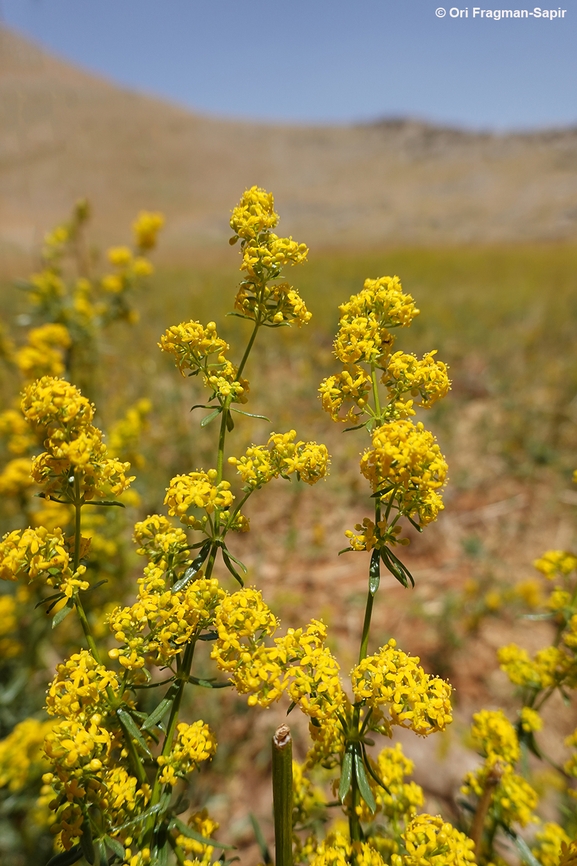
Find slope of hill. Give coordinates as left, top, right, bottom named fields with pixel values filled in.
left=2, top=26, right=577, bottom=260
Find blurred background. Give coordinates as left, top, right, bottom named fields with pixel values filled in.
left=1, top=2, right=577, bottom=861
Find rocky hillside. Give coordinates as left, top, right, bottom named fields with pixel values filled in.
left=2, top=26, right=577, bottom=260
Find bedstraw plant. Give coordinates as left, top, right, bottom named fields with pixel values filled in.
left=1, top=187, right=577, bottom=866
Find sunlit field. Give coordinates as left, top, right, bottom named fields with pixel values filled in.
left=1, top=197, right=577, bottom=866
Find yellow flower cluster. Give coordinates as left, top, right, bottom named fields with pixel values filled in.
left=133, top=514, right=189, bottom=563
left=498, top=643, right=576, bottom=690
left=351, top=639, right=453, bottom=736
left=469, top=709, right=520, bottom=765
left=229, top=187, right=311, bottom=327
left=157, top=721, right=216, bottom=786
left=229, top=430, right=330, bottom=491
left=46, top=650, right=124, bottom=723
left=532, top=823, right=571, bottom=866
left=332, top=276, right=418, bottom=368
left=383, top=351, right=451, bottom=414
left=392, top=814, right=476, bottom=866
left=164, top=469, right=234, bottom=527
left=0, top=717, right=54, bottom=792
left=534, top=550, right=577, bottom=579
left=0, top=456, right=34, bottom=497
left=230, top=186, right=279, bottom=240
left=0, top=407, right=36, bottom=455
left=21, top=377, right=134, bottom=502
left=519, top=706, right=543, bottom=733
left=133, top=211, right=165, bottom=250
left=234, top=280, right=312, bottom=327
left=360, top=421, right=448, bottom=525
left=462, top=709, right=538, bottom=828
left=159, top=320, right=228, bottom=374
left=308, top=831, right=386, bottom=866
left=318, top=365, right=372, bottom=423
left=98, top=766, right=150, bottom=826
left=0, top=526, right=88, bottom=597
left=15, top=323, right=71, bottom=381
left=108, top=398, right=152, bottom=468
left=175, top=808, right=220, bottom=865
left=0, top=594, right=21, bottom=658
left=108, top=569, right=224, bottom=669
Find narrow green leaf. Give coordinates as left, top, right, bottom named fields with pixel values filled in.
left=104, top=835, right=125, bottom=858
left=172, top=541, right=211, bottom=593
left=84, top=499, right=125, bottom=507
left=35, top=492, right=69, bottom=503
left=45, top=846, right=83, bottom=866
left=142, top=689, right=177, bottom=731
left=190, top=403, right=214, bottom=412
left=198, top=630, right=218, bottom=641
left=369, top=549, right=380, bottom=597
left=111, top=794, right=171, bottom=834
left=339, top=750, right=353, bottom=803
left=249, top=814, right=273, bottom=864
left=502, top=827, right=542, bottom=866
left=95, top=839, right=108, bottom=866
left=361, top=745, right=390, bottom=793
left=226, top=412, right=235, bottom=432
left=230, top=408, right=271, bottom=422
left=343, top=420, right=369, bottom=433
left=52, top=602, right=73, bottom=629
left=218, top=545, right=247, bottom=572
left=187, top=675, right=231, bottom=689
left=116, top=707, right=153, bottom=759
left=36, top=591, right=64, bottom=610
left=222, top=550, right=245, bottom=587
left=80, top=820, right=95, bottom=864
left=406, top=514, right=423, bottom=532
left=354, top=752, right=376, bottom=814
left=201, top=408, right=222, bottom=428
left=169, top=815, right=235, bottom=850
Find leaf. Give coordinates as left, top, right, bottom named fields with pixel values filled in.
left=141, top=689, right=177, bottom=731
left=84, top=499, right=125, bottom=508
left=361, top=745, right=390, bottom=793
left=380, top=547, right=415, bottom=588
left=286, top=701, right=297, bottom=716
left=339, top=750, right=353, bottom=803
left=187, top=675, right=231, bottom=689
left=45, top=846, right=83, bottom=866
left=36, top=591, right=65, bottom=611
left=198, top=630, right=218, bottom=641
left=52, top=601, right=74, bottom=629
left=80, top=819, right=95, bottom=864
left=249, top=813, right=272, bottom=864
left=230, top=408, right=271, bottom=422
left=190, top=403, right=214, bottom=412
left=103, top=835, right=126, bottom=858
left=502, top=826, right=542, bottom=866
left=169, top=815, right=235, bottom=850
left=116, top=707, right=153, bottom=760
left=343, top=420, right=370, bottom=433
left=226, top=412, right=235, bottom=432
left=222, top=550, right=245, bottom=587
left=111, top=793, right=171, bottom=833
left=172, top=541, right=212, bottom=593
left=369, top=549, right=380, bottom=596
left=201, top=408, right=222, bottom=428
left=338, top=547, right=353, bottom=555
left=354, top=752, right=376, bottom=814
left=406, top=514, right=423, bottom=533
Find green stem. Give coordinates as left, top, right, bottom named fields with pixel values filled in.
left=272, top=725, right=293, bottom=866
left=237, top=318, right=260, bottom=380
left=370, top=365, right=382, bottom=419
left=358, top=594, right=374, bottom=664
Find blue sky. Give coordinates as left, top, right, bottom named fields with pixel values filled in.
left=1, top=0, right=576, bottom=131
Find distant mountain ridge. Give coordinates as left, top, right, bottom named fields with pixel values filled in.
left=1, top=26, right=577, bottom=261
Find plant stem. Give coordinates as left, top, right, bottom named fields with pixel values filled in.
left=470, top=762, right=503, bottom=857
left=272, top=725, right=293, bottom=866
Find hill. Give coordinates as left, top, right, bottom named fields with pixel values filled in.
left=2, top=26, right=577, bottom=262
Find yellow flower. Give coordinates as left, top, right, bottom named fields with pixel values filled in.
left=0, top=457, right=35, bottom=497
left=351, top=639, right=453, bottom=736
left=157, top=721, right=216, bottom=785
left=230, top=186, right=278, bottom=241
left=532, top=822, right=571, bottom=866
left=470, top=710, right=520, bottom=764
left=360, top=420, right=448, bottom=525
left=159, top=320, right=229, bottom=375
left=0, top=718, right=55, bottom=792
left=393, top=814, right=475, bottom=866
left=107, top=245, right=132, bottom=267
left=133, top=211, right=164, bottom=250
left=383, top=350, right=451, bottom=410
left=165, top=469, right=234, bottom=526
left=534, top=550, right=577, bottom=579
